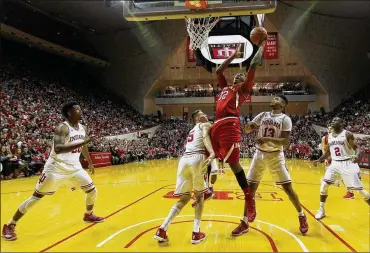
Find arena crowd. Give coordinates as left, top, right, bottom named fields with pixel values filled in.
left=1, top=64, right=369, bottom=180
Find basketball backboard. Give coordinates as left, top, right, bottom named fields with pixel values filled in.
left=123, top=0, right=277, bottom=21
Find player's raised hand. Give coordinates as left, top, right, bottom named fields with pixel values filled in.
left=233, top=44, right=243, bottom=58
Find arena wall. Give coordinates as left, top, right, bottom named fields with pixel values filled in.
left=88, top=20, right=187, bottom=113
left=267, top=2, right=370, bottom=109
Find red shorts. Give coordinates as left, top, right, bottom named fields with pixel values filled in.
left=211, top=118, right=241, bottom=164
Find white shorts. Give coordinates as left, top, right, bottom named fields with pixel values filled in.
left=210, top=159, right=218, bottom=175
left=247, top=149, right=291, bottom=185
left=35, top=169, right=94, bottom=195
left=174, top=154, right=208, bottom=196
left=323, top=160, right=363, bottom=190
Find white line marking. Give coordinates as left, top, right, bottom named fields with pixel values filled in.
left=96, top=214, right=309, bottom=252
left=327, top=225, right=345, bottom=232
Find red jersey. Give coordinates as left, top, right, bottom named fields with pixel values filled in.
left=215, top=73, right=252, bottom=120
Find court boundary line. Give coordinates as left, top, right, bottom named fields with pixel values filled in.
left=266, top=182, right=358, bottom=253
left=96, top=214, right=309, bottom=252
left=300, top=204, right=357, bottom=252
left=124, top=219, right=278, bottom=252
left=39, top=184, right=175, bottom=252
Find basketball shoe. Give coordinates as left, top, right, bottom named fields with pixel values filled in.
left=83, top=213, right=105, bottom=223
left=231, top=220, right=250, bottom=237
left=191, top=231, right=206, bottom=244
left=343, top=192, right=354, bottom=199
left=154, top=227, right=168, bottom=242
left=2, top=224, right=17, bottom=241
left=298, top=215, right=309, bottom=235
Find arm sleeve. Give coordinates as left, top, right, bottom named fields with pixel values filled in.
left=217, top=73, right=228, bottom=89
left=282, top=116, right=292, bottom=131
left=251, top=112, right=264, bottom=126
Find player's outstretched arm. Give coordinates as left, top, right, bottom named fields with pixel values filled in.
left=81, top=126, right=95, bottom=173
left=215, top=44, right=242, bottom=88
left=346, top=131, right=360, bottom=163
left=216, top=44, right=242, bottom=76
left=241, top=41, right=266, bottom=94
left=202, top=122, right=215, bottom=166
left=54, top=124, right=91, bottom=154
left=314, top=148, right=330, bottom=166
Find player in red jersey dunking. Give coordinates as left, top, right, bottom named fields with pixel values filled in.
left=211, top=42, right=266, bottom=236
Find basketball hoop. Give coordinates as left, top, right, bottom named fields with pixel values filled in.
left=184, top=0, right=219, bottom=49
left=185, top=17, right=219, bottom=50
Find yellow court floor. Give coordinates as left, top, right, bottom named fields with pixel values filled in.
left=1, top=159, right=369, bottom=252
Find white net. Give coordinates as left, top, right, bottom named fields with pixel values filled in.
left=186, top=17, right=219, bottom=50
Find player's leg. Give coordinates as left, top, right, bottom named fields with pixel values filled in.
left=246, top=150, right=266, bottom=222
left=220, top=143, right=252, bottom=236
left=191, top=160, right=207, bottom=244
left=154, top=158, right=192, bottom=242
left=315, top=166, right=338, bottom=219
left=2, top=172, right=57, bottom=240
left=269, top=152, right=308, bottom=234
left=341, top=162, right=370, bottom=205
left=71, top=169, right=104, bottom=223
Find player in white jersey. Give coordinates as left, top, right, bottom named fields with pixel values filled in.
left=313, top=117, right=370, bottom=220
left=154, top=110, right=215, bottom=245
left=245, top=95, right=308, bottom=235
left=2, top=102, right=104, bottom=241
left=322, top=126, right=354, bottom=199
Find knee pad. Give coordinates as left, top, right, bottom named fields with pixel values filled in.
left=19, top=196, right=41, bottom=214
left=85, top=188, right=97, bottom=205
left=320, top=181, right=330, bottom=195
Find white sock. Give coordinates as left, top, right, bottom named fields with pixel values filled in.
left=193, top=219, right=201, bottom=232
left=242, top=216, right=248, bottom=223
left=85, top=210, right=93, bottom=215
left=298, top=210, right=305, bottom=216
left=319, top=202, right=325, bottom=209
left=8, top=219, right=17, bottom=225
left=160, top=206, right=180, bottom=231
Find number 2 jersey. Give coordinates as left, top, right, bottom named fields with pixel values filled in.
left=328, top=130, right=355, bottom=161
left=252, top=112, right=292, bottom=152
left=44, top=121, right=86, bottom=173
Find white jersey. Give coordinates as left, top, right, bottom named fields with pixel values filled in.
left=184, top=123, right=206, bottom=154
left=44, top=121, right=86, bottom=173
left=328, top=130, right=354, bottom=161
left=252, top=112, right=292, bottom=152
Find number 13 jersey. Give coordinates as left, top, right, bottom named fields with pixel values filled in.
left=252, top=112, right=292, bottom=152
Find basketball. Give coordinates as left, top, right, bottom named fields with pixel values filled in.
left=250, top=27, right=268, bottom=45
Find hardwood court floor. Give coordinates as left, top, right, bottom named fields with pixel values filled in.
left=1, top=159, right=369, bottom=252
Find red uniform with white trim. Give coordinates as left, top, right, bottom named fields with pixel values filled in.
left=211, top=73, right=252, bottom=163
